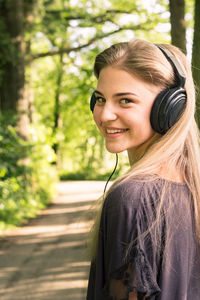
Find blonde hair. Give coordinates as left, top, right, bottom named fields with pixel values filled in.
left=89, top=39, right=200, bottom=260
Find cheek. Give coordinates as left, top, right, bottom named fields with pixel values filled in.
left=126, top=107, right=151, bottom=125
left=93, top=108, right=99, bottom=124
left=126, top=108, right=154, bottom=135
left=93, top=108, right=102, bottom=131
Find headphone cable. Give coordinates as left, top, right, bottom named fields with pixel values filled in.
left=103, top=153, right=118, bottom=195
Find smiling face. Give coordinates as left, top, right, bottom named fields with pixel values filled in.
left=93, top=66, right=162, bottom=156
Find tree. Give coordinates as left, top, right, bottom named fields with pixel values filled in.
left=192, top=0, right=200, bottom=127
left=0, top=0, right=28, bottom=138
left=169, top=0, right=186, bottom=53
left=52, top=52, right=64, bottom=159
left=0, top=0, right=24, bottom=111
left=0, top=0, right=38, bottom=139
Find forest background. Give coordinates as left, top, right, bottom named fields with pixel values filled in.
left=0, top=0, right=200, bottom=229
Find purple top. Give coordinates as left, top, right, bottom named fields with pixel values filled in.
left=86, top=177, right=200, bottom=300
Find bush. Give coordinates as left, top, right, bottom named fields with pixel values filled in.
left=0, top=113, right=58, bottom=230
left=59, top=168, right=121, bottom=181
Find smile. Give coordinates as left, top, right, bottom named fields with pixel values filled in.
left=106, top=128, right=128, bottom=133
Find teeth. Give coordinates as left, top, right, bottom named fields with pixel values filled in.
left=106, top=129, right=127, bottom=133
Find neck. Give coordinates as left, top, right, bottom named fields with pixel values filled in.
left=127, top=134, right=184, bottom=183
left=128, top=133, right=160, bottom=166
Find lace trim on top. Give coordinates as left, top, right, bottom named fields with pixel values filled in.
left=102, top=246, right=161, bottom=300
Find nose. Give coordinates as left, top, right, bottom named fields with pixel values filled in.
left=100, top=102, right=117, bottom=123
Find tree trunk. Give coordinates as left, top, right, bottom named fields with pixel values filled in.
left=0, top=0, right=29, bottom=139
left=169, top=0, right=186, bottom=53
left=192, top=0, right=200, bottom=128
left=52, top=53, right=64, bottom=164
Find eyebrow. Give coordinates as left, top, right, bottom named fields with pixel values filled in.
left=94, top=90, right=139, bottom=97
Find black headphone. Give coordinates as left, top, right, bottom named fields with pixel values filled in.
left=90, top=45, right=187, bottom=134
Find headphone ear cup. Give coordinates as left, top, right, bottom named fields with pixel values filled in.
left=150, top=87, right=187, bottom=134
left=90, top=93, right=96, bottom=112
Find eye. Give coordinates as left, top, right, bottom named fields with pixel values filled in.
left=120, top=98, right=133, bottom=104
left=96, top=96, right=106, bottom=104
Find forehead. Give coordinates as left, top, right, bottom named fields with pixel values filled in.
left=97, top=66, right=160, bottom=95
left=97, top=66, right=139, bottom=87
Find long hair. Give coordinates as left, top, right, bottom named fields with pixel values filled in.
left=89, top=38, right=200, bottom=260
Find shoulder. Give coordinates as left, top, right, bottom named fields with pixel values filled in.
left=104, top=176, right=163, bottom=212
left=104, top=175, right=190, bottom=214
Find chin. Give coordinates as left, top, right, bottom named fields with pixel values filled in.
left=105, top=145, right=124, bottom=154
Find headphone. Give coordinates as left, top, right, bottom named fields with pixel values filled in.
left=90, top=45, right=187, bottom=135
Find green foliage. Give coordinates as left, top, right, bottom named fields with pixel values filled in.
left=59, top=150, right=129, bottom=180
left=59, top=169, right=121, bottom=181
left=0, top=113, right=58, bottom=230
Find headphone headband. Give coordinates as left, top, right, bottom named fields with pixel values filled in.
left=156, top=45, right=186, bottom=88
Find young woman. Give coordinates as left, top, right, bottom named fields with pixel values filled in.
left=86, top=39, right=200, bottom=300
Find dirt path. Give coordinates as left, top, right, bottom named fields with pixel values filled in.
left=0, top=181, right=106, bottom=300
